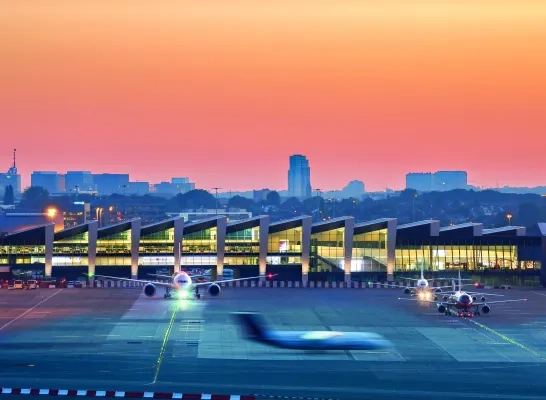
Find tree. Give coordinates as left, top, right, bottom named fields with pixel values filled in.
left=228, top=195, right=255, bottom=210
left=3, top=185, right=14, bottom=205
left=265, top=191, right=281, bottom=206
left=19, top=186, right=50, bottom=210
left=164, top=189, right=217, bottom=211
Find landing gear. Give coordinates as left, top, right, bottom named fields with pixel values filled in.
left=195, top=287, right=201, bottom=300
left=164, top=288, right=172, bottom=299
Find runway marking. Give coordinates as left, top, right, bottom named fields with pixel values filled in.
left=56, top=335, right=81, bottom=338
left=469, top=319, right=546, bottom=361
left=532, top=291, right=546, bottom=297
left=152, top=303, right=179, bottom=383
left=0, top=290, right=63, bottom=332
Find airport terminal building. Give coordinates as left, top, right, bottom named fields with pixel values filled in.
left=0, top=215, right=545, bottom=285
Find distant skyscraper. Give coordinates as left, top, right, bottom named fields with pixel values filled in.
left=0, top=149, right=21, bottom=196
left=406, top=173, right=433, bottom=192
left=288, top=154, right=312, bottom=198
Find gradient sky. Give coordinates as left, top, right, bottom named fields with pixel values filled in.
left=2, top=1, right=545, bottom=192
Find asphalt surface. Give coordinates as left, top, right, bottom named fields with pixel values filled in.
left=1, top=286, right=546, bottom=400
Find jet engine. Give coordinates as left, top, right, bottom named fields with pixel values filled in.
left=443, top=295, right=450, bottom=301
left=207, top=283, right=221, bottom=297
left=481, top=296, right=486, bottom=302
left=481, top=305, right=490, bottom=314
left=438, top=304, right=447, bottom=313
left=143, top=283, right=157, bottom=297
left=435, top=288, right=442, bottom=293
left=403, top=287, right=411, bottom=294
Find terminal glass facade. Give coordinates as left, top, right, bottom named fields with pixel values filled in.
left=139, top=228, right=174, bottom=254
left=352, top=229, right=388, bottom=272
left=224, top=226, right=260, bottom=266
left=394, top=241, right=521, bottom=272
left=96, top=229, right=131, bottom=266
left=310, top=227, right=345, bottom=272
left=0, top=244, right=46, bottom=265
left=267, top=226, right=303, bottom=266
left=53, top=231, right=89, bottom=267
left=181, top=227, right=218, bottom=266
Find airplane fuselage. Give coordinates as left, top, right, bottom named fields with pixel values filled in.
left=253, top=331, right=392, bottom=351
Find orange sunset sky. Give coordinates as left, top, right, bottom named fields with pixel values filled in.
left=1, top=1, right=545, bottom=192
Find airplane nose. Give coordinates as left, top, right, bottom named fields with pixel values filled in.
left=460, top=295, right=471, bottom=304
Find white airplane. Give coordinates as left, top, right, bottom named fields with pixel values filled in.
left=399, top=271, right=527, bottom=317
left=395, top=264, right=473, bottom=300
left=93, top=270, right=274, bottom=300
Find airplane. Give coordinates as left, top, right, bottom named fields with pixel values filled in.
left=395, top=264, right=473, bottom=300
left=92, top=270, right=275, bottom=300
left=231, top=312, right=393, bottom=351
left=399, top=270, right=527, bottom=317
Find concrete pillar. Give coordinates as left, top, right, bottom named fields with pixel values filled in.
left=216, top=216, right=227, bottom=281
left=258, top=215, right=270, bottom=279
left=87, top=221, right=98, bottom=281
left=386, top=219, right=398, bottom=281
left=301, top=216, right=312, bottom=284
left=130, top=219, right=142, bottom=279
left=173, top=217, right=184, bottom=273
left=44, top=224, right=54, bottom=278
left=343, top=217, right=355, bottom=283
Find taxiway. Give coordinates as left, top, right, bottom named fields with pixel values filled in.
left=1, top=287, right=546, bottom=399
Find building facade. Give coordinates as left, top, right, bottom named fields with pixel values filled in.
left=0, top=216, right=544, bottom=286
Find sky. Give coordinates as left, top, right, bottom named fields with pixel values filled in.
left=1, top=1, right=546, bottom=192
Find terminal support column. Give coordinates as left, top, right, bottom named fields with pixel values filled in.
left=215, top=217, right=227, bottom=281
left=130, top=219, right=141, bottom=279
left=44, top=224, right=54, bottom=278
left=343, top=217, right=355, bottom=283
left=173, top=217, right=184, bottom=273
left=87, top=221, right=98, bottom=281
left=258, top=215, right=270, bottom=280
left=386, top=219, right=398, bottom=281
left=301, top=216, right=312, bottom=285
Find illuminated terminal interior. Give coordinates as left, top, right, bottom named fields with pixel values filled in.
left=0, top=216, right=544, bottom=283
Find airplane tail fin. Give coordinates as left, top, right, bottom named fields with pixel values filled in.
left=231, top=312, right=268, bottom=339
left=458, top=270, right=462, bottom=291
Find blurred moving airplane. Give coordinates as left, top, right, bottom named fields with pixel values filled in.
left=399, top=271, right=527, bottom=317
left=93, top=271, right=275, bottom=300
left=232, top=312, right=393, bottom=350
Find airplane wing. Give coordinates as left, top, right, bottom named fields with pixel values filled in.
left=472, top=299, right=527, bottom=306
left=397, top=297, right=449, bottom=304
left=466, top=291, right=505, bottom=297
left=93, top=274, right=173, bottom=288
left=148, top=273, right=173, bottom=280
left=191, top=274, right=277, bottom=287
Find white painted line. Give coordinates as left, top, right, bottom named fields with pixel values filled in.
left=532, top=291, right=546, bottom=297
left=0, top=290, right=63, bottom=332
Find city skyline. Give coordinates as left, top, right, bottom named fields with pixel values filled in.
left=2, top=1, right=545, bottom=192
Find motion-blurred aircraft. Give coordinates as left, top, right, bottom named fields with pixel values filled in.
left=93, top=271, right=275, bottom=300
left=232, top=312, right=392, bottom=350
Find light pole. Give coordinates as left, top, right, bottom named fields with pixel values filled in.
left=506, top=213, right=512, bottom=226
left=212, top=188, right=221, bottom=215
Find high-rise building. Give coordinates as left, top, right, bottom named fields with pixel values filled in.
left=31, top=171, right=62, bottom=193
left=432, top=171, right=468, bottom=191
left=288, top=154, right=312, bottom=198
left=0, top=149, right=21, bottom=197
left=406, top=171, right=468, bottom=192
left=92, top=173, right=130, bottom=195
left=65, top=171, right=93, bottom=192
left=406, top=173, right=433, bottom=192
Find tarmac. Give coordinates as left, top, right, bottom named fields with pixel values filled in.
left=1, top=285, right=546, bottom=399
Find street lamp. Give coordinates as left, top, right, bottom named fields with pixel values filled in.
left=506, top=213, right=512, bottom=226
left=46, top=208, right=57, bottom=218
left=212, top=188, right=221, bottom=215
